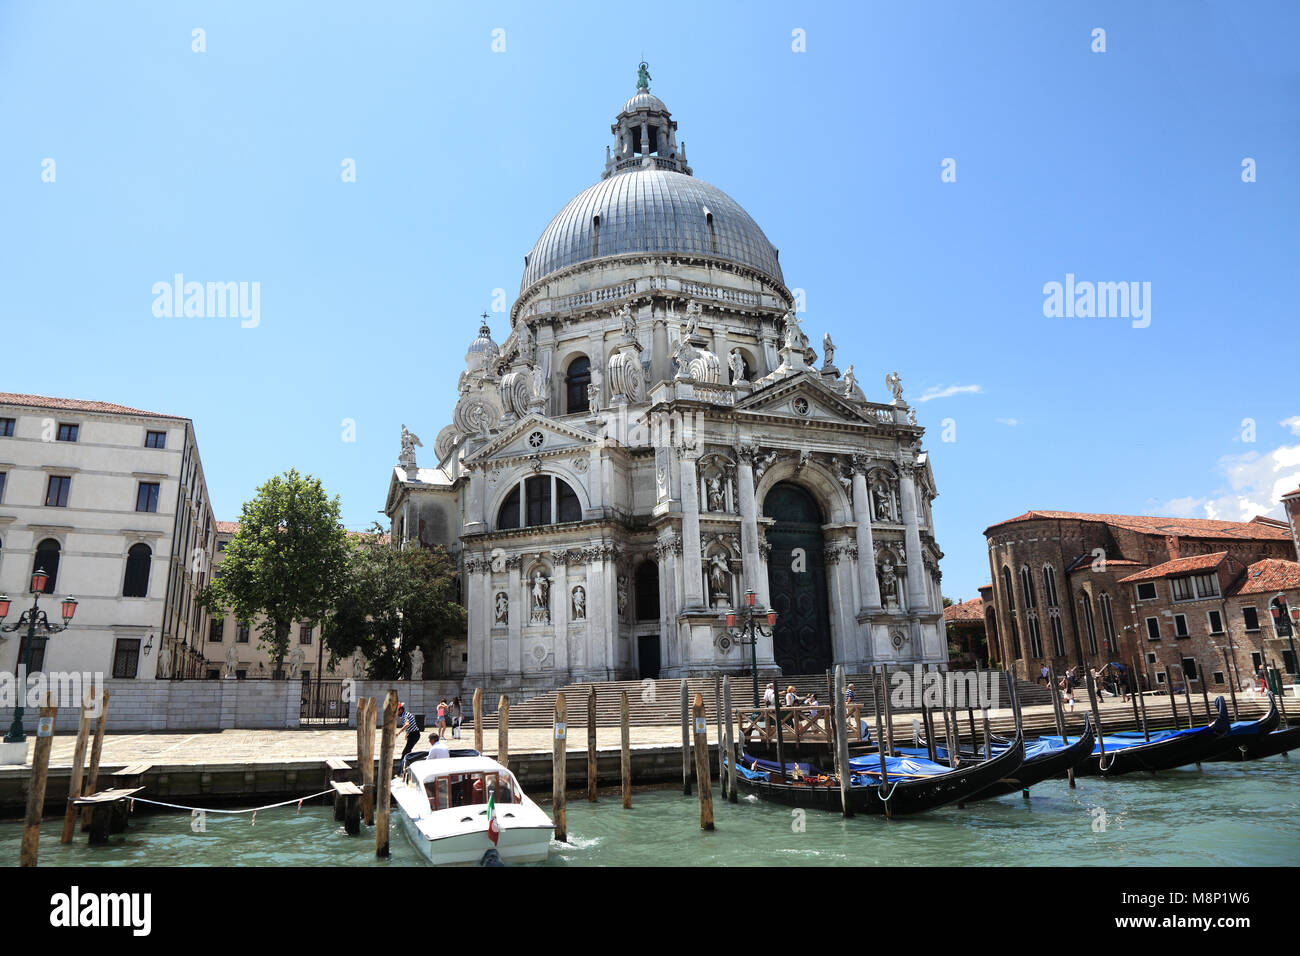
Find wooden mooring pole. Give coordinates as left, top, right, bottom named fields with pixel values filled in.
left=620, top=690, right=632, bottom=808
left=363, top=697, right=377, bottom=826
left=713, top=674, right=723, bottom=788
left=498, top=694, right=510, bottom=772
left=20, top=697, right=56, bottom=867
left=1048, top=667, right=1075, bottom=788
left=833, top=666, right=852, bottom=818
left=587, top=685, right=598, bottom=802
left=355, top=697, right=369, bottom=825
left=59, top=700, right=93, bottom=844
left=873, top=667, right=891, bottom=819
left=723, top=676, right=737, bottom=804
left=553, top=692, right=567, bottom=842
left=1198, top=660, right=1212, bottom=724
left=376, top=691, right=397, bottom=857
left=1221, top=647, right=1240, bottom=721
left=80, top=688, right=110, bottom=830
left=680, top=679, right=691, bottom=795
left=473, top=687, right=483, bottom=754
left=1133, top=656, right=1151, bottom=741
left=692, top=694, right=714, bottom=830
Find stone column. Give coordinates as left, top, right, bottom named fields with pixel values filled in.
left=899, top=464, right=928, bottom=610
left=736, top=446, right=761, bottom=596
left=552, top=553, right=569, bottom=679
left=651, top=313, right=671, bottom=385
left=505, top=558, right=522, bottom=676
left=465, top=466, right=487, bottom=535
left=466, top=559, right=489, bottom=680
left=679, top=450, right=705, bottom=607
left=851, top=455, right=882, bottom=610
left=603, top=548, right=620, bottom=679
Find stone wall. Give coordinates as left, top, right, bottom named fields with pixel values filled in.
left=347, top=680, right=465, bottom=727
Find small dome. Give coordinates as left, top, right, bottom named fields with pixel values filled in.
left=465, top=320, right=499, bottom=371
left=621, top=91, right=667, bottom=114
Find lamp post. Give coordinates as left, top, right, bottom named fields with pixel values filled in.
left=0, top=569, right=78, bottom=742
left=724, top=588, right=778, bottom=707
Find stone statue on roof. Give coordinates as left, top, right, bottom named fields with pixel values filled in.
left=400, top=424, right=422, bottom=464
left=637, top=62, right=652, bottom=91
left=886, top=371, right=905, bottom=404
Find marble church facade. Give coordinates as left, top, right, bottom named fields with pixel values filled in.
left=385, top=72, right=947, bottom=693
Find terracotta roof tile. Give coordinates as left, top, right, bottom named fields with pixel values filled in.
left=985, top=510, right=1291, bottom=541
left=1117, top=551, right=1228, bottom=584
left=1227, top=558, right=1300, bottom=596
left=0, top=392, right=186, bottom=420
left=944, top=598, right=985, bottom=622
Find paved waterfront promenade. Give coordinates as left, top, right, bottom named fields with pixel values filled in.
left=9, top=693, right=1273, bottom=769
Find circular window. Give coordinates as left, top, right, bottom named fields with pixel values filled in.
left=528, top=431, right=545, bottom=448
left=793, top=397, right=810, bottom=416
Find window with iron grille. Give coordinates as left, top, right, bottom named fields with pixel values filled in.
left=112, top=639, right=141, bottom=678
left=1171, top=577, right=1193, bottom=601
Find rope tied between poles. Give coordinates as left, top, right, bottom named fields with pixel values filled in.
left=126, top=789, right=336, bottom=816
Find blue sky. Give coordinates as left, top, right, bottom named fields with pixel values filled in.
left=2, top=0, right=1297, bottom=601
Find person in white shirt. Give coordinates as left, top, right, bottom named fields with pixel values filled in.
left=426, top=733, right=450, bottom=759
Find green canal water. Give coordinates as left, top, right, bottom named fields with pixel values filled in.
left=5, top=757, right=1298, bottom=867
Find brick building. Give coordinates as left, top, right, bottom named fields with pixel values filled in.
left=982, top=509, right=1296, bottom=689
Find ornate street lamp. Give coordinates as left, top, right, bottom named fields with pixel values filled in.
left=0, top=570, right=78, bottom=742
left=724, top=588, right=778, bottom=707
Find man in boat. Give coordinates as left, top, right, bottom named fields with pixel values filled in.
left=398, top=703, right=421, bottom=763
left=427, top=733, right=450, bottom=760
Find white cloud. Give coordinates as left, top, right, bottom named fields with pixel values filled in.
left=1158, top=441, right=1300, bottom=522
left=1283, top=416, right=1300, bottom=437
left=995, top=417, right=1019, bottom=426
left=917, top=384, right=983, bottom=403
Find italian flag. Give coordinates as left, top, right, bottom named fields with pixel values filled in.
left=486, top=792, right=500, bottom=846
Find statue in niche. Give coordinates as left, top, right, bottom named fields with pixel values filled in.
left=822, top=333, right=836, bottom=367
left=708, top=552, right=731, bottom=604
left=879, top=562, right=899, bottom=607
left=617, top=576, right=629, bottom=616
left=587, top=382, right=600, bottom=413
left=531, top=573, right=550, bottom=624
left=571, top=585, right=586, bottom=620
left=706, top=472, right=725, bottom=511
left=530, top=364, right=547, bottom=402
left=494, top=592, right=509, bottom=625
left=673, top=334, right=695, bottom=380
left=617, top=304, right=636, bottom=339
left=729, top=349, right=746, bottom=384
left=874, top=483, right=894, bottom=522
left=409, top=646, right=424, bottom=680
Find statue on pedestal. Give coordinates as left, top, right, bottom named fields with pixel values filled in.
left=409, top=646, right=425, bottom=680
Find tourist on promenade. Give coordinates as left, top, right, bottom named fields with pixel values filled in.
left=1040, top=665, right=1049, bottom=686
left=451, top=696, right=463, bottom=739
left=1090, top=667, right=1106, bottom=701
left=398, top=703, right=420, bottom=762
left=436, top=698, right=449, bottom=736
left=427, top=732, right=450, bottom=759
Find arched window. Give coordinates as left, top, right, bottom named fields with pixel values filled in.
left=1080, top=592, right=1099, bottom=656
left=123, top=543, right=152, bottom=597
left=33, top=539, right=60, bottom=593
left=497, top=475, right=583, bottom=530
left=565, top=356, right=591, bottom=414
left=1020, top=565, right=1043, bottom=658
left=1001, top=566, right=1020, bottom=658
left=1099, top=593, right=1118, bottom=654
left=635, top=561, right=660, bottom=621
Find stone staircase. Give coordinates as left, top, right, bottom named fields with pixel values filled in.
left=466, top=671, right=1056, bottom=729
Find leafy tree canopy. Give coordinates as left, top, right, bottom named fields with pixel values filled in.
left=200, top=469, right=350, bottom=668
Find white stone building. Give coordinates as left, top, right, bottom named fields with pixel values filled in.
left=386, top=73, right=947, bottom=693
left=0, top=393, right=219, bottom=681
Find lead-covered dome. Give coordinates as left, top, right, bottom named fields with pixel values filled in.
left=519, top=169, right=784, bottom=292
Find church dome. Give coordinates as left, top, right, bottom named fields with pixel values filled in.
left=464, top=318, right=499, bottom=373
left=519, top=169, right=784, bottom=293
left=621, top=90, right=667, bottom=114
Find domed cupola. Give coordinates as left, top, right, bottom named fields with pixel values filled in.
left=604, top=62, right=691, bottom=179
left=464, top=313, right=500, bottom=374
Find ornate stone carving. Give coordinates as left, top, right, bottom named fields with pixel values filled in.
left=433, top=424, right=459, bottom=463
left=453, top=393, right=502, bottom=437
left=753, top=450, right=778, bottom=482
left=408, top=646, right=424, bottom=680
left=500, top=369, right=531, bottom=419
left=617, top=576, right=629, bottom=616
left=708, top=552, right=731, bottom=605
left=879, top=562, right=899, bottom=607
left=494, top=592, right=509, bottom=625
left=571, top=585, right=586, bottom=620
left=399, top=424, right=422, bottom=467
left=729, top=348, right=747, bottom=384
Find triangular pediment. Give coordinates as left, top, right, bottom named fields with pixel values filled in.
left=464, top=414, right=597, bottom=464
left=735, top=372, right=872, bottom=424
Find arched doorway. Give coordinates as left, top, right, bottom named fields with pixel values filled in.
left=763, top=482, right=832, bottom=674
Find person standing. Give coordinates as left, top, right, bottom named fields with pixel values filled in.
left=397, top=702, right=420, bottom=762
left=451, top=696, right=463, bottom=740
left=436, top=698, right=449, bottom=737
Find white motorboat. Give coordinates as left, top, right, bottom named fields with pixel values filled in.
left=390, top=755, right=554, bottom=865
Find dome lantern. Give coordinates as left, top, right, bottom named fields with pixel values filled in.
left=604, top=63, right=690, bottom=180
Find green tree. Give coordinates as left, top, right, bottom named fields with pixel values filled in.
left=200, top=469, right=349, bottom=676
left=322, top=528, right=466, bottom=679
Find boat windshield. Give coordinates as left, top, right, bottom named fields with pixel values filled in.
left=423, top=771, right=524, bottom=811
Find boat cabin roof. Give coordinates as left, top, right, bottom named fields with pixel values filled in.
left=407, top=756, right=514, bottom=783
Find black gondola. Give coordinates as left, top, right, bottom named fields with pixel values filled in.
left=1072, top=696, right=1234, bottom=776
left=963, top=716, right=1095, bottom=801
left=1206, top=695, right=1287, bottom=761
left=729, top=732, right=1026, bottom=816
